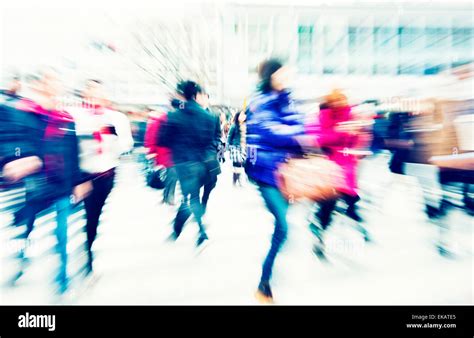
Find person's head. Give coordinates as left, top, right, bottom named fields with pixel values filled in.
left=326, top=89, right=348, bottom=108
left=257, top=58, right=289, bottom=93
left=233, top=112, right=241, bottom=126
left=220, top=111, right=227, bottom=123
left=177, top=81, right=204, bottom=102
left=234, top=111, right=246, bottom=125
left=238, top=110, right=247, bottom=124
left=83, top=79, right=105, bottom=105
left=1, top=70, right=21, bottom=95
left=31, top=67, right=62, bottom=98
left=7, top=75, right=21, bottom=95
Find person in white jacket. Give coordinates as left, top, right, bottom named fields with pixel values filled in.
left=69, top=79, right=133, bottom=276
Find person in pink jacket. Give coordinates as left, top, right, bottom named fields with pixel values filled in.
left=144, top=109, right=176, bottom=205
left=308, top=90, right=371, bottom=260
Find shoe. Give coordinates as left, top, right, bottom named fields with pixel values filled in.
left=255, top=281, right=273, bottom=304
left=84, top=259, right=94, bottom=277
left=163, top=198, right=176, bottom=206
left=437, top=244, right=454, bottom=258
left=5, top=270, right=23, bottom=287
left=346, top=207, right=363, bottom=223
left=196, top=233, right=209, bottom=247
left=313, top=242, right=327, bottom=261
left=55, top=278, right=70, bottom=296
left=166, top=232, right=179, bottom=242
left=309, top=222, right=324, bottom=240
left=361, top=228, right=372, bottom=243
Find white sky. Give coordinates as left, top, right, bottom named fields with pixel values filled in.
left=1, top=0, right=472, bottom=10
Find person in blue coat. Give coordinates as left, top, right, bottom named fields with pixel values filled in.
left=245, top=59, right=306, bottom=303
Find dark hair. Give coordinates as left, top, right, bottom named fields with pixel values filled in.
left=177, top=80, right=202, bottom=101
left=257, top=59, right=283, bottom=93
left=233, top=112, right=241, bottom=126
left=87, top=79, right=103, bottom=85
left=171, top=98, right=182, bottom=109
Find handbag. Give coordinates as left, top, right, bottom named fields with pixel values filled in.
left=146, top=160, right=167, bottom=190
left=277, top=154, right=344, bottom=202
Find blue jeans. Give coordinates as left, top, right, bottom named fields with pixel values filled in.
left=257, top=183, right=289, bottom=283
left=14, top=196, right=71, bottom=293
left=54, top=196, right=71, bottom=292
left=173, top=162, right=207, bottom=238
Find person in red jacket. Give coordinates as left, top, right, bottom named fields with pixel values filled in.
left=307, top=90, right=371, bottom=260
left=144, top=107, right=177, bottom=205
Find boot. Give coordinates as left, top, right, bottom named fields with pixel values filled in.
left=310, top=223, right=327, bottom=261
left=346, top=205, right=363, bottom=223
left=255, top=281, right=273, bottom=304
left=236, top=173, right=242, bottom=187
left=344, top=195, right=363, bottom=223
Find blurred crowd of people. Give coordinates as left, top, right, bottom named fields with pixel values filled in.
left=0, top=58, right=472, bottom=303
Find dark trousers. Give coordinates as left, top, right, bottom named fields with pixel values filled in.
left=257, top=183, right=289, bottom=283
left=202, top=174, right=217, bottom=212
left=173, top=162, right=207, bottom=238
left=12, top=196, right=71, bottom=291
left=83, top=169, right=115, bottom=271
left=163, top=166, right=177, bottom=204
left=310, top=194, right=360, bottom=237
left=389, top=149, right=409, bottom=174
left=14, top=199, right=50, bottom=238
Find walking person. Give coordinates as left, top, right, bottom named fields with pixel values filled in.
left=0, top=73, right=22, bottom=103
left=217, top=111, right=228, bottom=164
left=306, top=90, right=370, bottom=260
left=200, top=92, right=222, bottom=213
left=245, top=59, right=306, bottom=303
left=228, top=111, right=247, bottom=186
left=68, top=79, right=133, bottom=276
left=144, top=104, right=178, bottom=205
left=158, top=81, right=216, bottom=247
left=3, top=69, right=89, bottom=294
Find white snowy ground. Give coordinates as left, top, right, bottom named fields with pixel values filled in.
left=1, top=153, right=472, bottom=305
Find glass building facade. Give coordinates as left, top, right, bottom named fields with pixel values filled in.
left=230, top=3, right=473, bottom=76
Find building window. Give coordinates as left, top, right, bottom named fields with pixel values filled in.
left=373, top=26, right=398, bottom=75
left=398, top=26, right=424, bottom=75
left=297, top=25, right=315, bottom=74
left=323, top=25, right=347, bottom=74
left=424, top=27, right=450, bottom=75
left=248, top=23, right=269, bottom=72
left=348, top=26, right=373, bottom=74
left=452, top=27, right=474, bottom=68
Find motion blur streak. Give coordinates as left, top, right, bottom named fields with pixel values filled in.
left=0, top=0, right=472, bottom=305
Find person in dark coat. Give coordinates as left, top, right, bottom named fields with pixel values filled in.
left=228, top=111, right=247, bottom=186
left=200, top=92, right=222, bottom=213
left=158, top=81, right=216, bottom=248
left=0, top=75, right=38, bottom=174
left=2, top=69, right=89, bottom=294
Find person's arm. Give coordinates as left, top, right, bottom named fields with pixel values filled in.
left=318, top=108, right=356, bottom=148
left=157, top=112, right=174, bottom=148
left=113, top=112, right=134, bottom=154
left=67, top=121, right=91, bottom=202
left=0, top=103, right=44, bottom=181
left=228, top=124, right=237, bottom=146
left=214, top=116, right=222, bottom=151
left=144, top=117, right=159, bottom=153
left=248, top=108, right=304, bottom=149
